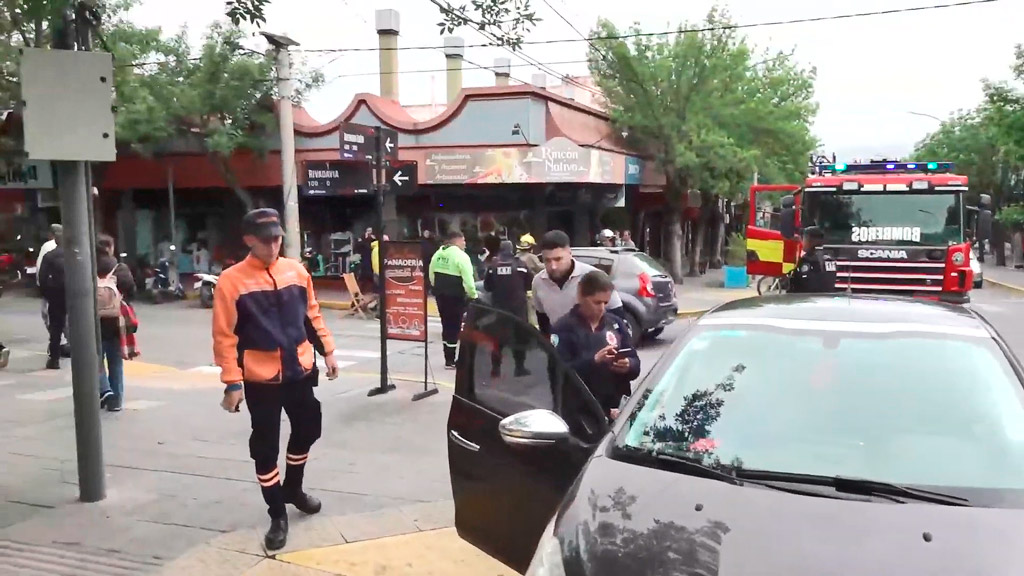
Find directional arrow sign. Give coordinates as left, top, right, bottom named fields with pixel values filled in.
left=379, top=126, right=398, bottom=162
left=386, top=161, right=418, bottom=195
left=385, top=137, right=394, bottom=154
left=338, top=122, right=400, bottom=163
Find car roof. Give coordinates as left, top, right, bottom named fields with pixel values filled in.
left=703, top=294, right=991, bottom=334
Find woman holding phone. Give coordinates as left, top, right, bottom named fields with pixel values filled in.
left=550, top=269, right=641, bottom=420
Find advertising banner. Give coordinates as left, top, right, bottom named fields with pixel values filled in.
left=419, top=137, right=626, bottom=185
left=382, top=241, right=428, bottom=343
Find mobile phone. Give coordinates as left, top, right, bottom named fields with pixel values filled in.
left=615, top=348, right=633, bottom=360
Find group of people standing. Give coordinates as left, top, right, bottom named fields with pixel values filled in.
left=36, top=224, right=140, bottom=412
left=427, top=227, right=641, bottom=419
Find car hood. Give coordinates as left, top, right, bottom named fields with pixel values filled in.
left=554, top=454, right=1024, bottom=575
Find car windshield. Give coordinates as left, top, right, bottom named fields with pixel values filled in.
left=631, top=252, right=670, bottom=277
left=803, top=191, right=963, bottom=246
left=616, top=318, right=1024, bottom=499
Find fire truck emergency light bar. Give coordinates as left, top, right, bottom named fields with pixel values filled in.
left=826, top=162, right=955, bottom=174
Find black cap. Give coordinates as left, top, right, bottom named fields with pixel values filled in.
left=242, top=208, right=285, bottom=239
left=803, top=225, right=825, bottom=240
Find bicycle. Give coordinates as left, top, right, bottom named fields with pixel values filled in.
left=756, top=274, right=790, bottom=295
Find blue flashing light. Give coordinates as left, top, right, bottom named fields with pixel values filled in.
left=817, top=161, right=955, bottom=175
left=886, top=164, right=896, bottom=169
left=834, top=163, right=847, bottom=171
left=927, top=162, right=939, bottom=170
left=906, top=163, right=917, bottom=169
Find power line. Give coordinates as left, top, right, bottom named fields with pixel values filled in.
left=296, top=0, right=998, bottom=54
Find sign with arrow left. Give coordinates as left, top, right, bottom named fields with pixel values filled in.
left=338, top=121, right=399, bottom=163
left=387, top=161, right=418, bottom=195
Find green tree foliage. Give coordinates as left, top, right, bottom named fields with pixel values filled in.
left=225, top=0, right=540, bottom=49
left=106, top=21, right=323, bottom=208
left=914, top=44, right=1024, bottom=207
left=587, top=8, right=818, bottom=279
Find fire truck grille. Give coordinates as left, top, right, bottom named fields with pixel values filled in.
left=834, top=260, right=945, bottom=292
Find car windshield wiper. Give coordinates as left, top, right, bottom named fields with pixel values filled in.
left=734, top=470, right=972, bottom=507
left=612, top=445, right=851, bottom=500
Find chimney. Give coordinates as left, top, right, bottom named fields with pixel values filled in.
left=494, top=58, right=511, bottom=86
left=531, top=73, right=547, bottom=89
left=443, top=37, right=465, bottom=104
left=562, top=77, right=575, bottom=101
left=375, top=9, right=400, bottom=101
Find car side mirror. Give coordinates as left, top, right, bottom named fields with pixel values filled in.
left=499, top=409, right=570, bottom=447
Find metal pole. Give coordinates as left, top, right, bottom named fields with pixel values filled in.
left=369, top=128, right=395, bottom=397
left=168, top=164, right=175, bottom=249
left=57, top=161, right=105, bottom=503
left=275, top=47, right=301, bottom=260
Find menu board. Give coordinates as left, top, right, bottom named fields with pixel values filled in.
left=382, top=241, right=427, bottom=342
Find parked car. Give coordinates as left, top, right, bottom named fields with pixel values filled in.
left=447, top=295, right=1024, bottom=574
left=970, top=248, right=983, bottom=289
left=570, top=247, right=678, bottom=340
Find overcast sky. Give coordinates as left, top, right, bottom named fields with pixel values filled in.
left=127, top=0, right=1021, bottom=161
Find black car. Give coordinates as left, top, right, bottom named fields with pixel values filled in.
left=447, top=295, right=1024, bottom=575
left=571, top=247, right=678, bottom=340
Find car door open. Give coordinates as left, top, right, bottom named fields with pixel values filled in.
left=447, top=300, right=609, bottom=574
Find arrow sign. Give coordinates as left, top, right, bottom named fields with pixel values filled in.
left=379, top=126, right=399, bottom=162
left=385, top=137, right=394, bottom=154
left=386, top=161, right=418, bottom=195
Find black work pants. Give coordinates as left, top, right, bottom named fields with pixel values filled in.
left=436, top=294, right=467, bottom=366
left=489, top=308, right=529, bottom=375
left=44, top=295, right=66, bottom=360
left=245, top=373, right=322, bottom=519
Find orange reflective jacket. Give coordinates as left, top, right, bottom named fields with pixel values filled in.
left=212, top=255, right=336, bottom=385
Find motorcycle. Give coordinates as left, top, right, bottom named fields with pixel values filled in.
left=193, top=273, right=218, bottom=309
left=147, top=253, right=186, bottom=303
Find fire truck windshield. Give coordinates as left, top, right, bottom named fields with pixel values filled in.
left=803, top=191, right=963, bottom=246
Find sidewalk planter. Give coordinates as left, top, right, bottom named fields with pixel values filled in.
left=723, top=265, right=749, bottom=289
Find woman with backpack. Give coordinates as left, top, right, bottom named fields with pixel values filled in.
left=96, top=234, right=136, bottom=412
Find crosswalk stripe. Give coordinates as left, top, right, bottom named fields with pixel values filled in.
left=17, top=387, right=73, bottom=401
left=123, top=400, right=165, bottom=410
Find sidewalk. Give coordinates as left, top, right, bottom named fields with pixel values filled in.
left=981, top=261, right=1024, bottom=292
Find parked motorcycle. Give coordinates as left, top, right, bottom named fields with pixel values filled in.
left=193, top=273, right=218, bottom=308
left=147, top=253, right=186, bottom=303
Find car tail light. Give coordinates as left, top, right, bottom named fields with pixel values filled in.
left=638, top=272, right=656, bottom=298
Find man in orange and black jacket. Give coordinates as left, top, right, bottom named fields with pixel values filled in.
left=213, top=208, right=340, bottom=551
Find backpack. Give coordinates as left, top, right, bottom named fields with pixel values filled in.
left=97, top=266, right=123, bottom=319
left=40, top=249, right=65, bottom=293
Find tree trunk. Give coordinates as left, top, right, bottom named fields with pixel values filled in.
left=709, top=219, right=726, bottom=269
left=213, top=155, right=255, bottom=211
left=687, top=218, right=706, bottom=277
left=666, top=210, right=684, bottom=283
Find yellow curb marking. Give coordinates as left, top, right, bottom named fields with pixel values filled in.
left=278, top=528, right=516, bottom=576
left=984, top=277, right=1024, bottom=293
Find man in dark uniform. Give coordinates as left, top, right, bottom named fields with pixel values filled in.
left=788, top=226, right=838, bottom=294
left=483, top=240, right=533, bottom=377
left=779, top=194, right=799, bottom=240
left=213, top=209, right=340, bottom=551
left=551, top=270, right=641, bottom=421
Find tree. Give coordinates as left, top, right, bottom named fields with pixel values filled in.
left=587, top=8, right=817, bottom=280
left=108, top=21, right=323, bottom=209
left=225, top=0, right=540, bottom=49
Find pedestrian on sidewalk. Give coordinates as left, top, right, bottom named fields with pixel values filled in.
left=37, top=230, right=67, bottom=370
left=532, top=230, right=625, bottom=338
left=37, top=224, right=70, bottom=359
left=96, top=234, right=136, bottom=412
left=429, top=229, right=478, bottom=369
left=213, top=208, right=340, bottom=552
left=483, top=240, right=533, bottom=377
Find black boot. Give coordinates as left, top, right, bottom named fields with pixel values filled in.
left=264, top=514, right=289, bottom=551
left=60, top=343, right=72, bottom=358
left=46, top=357, right=60, bottom=370
left=285, top=490, right=322, bottom=515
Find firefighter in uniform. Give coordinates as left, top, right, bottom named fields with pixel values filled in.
left=429, top=229, right=478, bottom=369
left=483, top=240, right=534, bottom=377
left=213, top=209, right=340, bottom=551
left=788, top=226, right=839, bottom=294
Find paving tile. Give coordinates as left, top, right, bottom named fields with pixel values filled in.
left=329, top=508, right=419, bottom=543
left=398, top=500, right=455, bottom=532
left=267, top=515, right=346, bottom=557
left=244, top=558, right=339, bottom=575
left=156, top=545, right=263, bottom=576
left=207, top=528, right=267, bottom=557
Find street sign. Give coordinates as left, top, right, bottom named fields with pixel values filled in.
left=339, top=122, right=399, bottom=163
left=301, top=160, right=372, bottom=196
left=387, top=161, right=418, bottom=194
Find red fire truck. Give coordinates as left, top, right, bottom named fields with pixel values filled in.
left=746, top=161, right=975, bottom=303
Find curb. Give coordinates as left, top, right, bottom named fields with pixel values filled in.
left=984, top=276, right=1024, bottom=293
left=677, top=308, right=709, bottom=319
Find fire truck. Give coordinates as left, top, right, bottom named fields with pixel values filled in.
left=746, top=161, right=975, bottom=303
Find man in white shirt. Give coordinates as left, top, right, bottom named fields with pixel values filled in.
left=193, top=241, right=212, bottom=274
left=37, top=224, right=69, bottom=357
left=532, top=230, right=625, bottom=337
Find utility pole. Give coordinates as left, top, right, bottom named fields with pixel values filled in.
left=51, top=1, right=105, bottom=502
left=262, top=32, right=302, bottom=260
